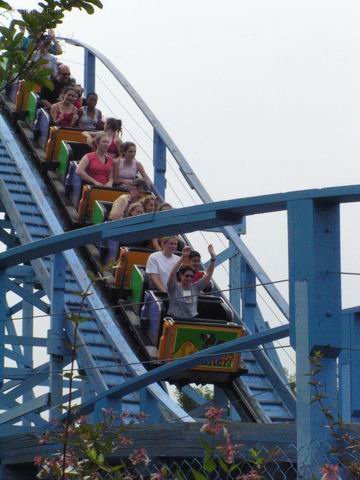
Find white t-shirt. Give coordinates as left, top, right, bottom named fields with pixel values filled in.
left=146, top=251, right=179, bottom=290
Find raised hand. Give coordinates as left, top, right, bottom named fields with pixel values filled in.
left=208, top=244, right=216, bottom=258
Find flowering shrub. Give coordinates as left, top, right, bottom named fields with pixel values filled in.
left=35, top=410, right=149, bottom=479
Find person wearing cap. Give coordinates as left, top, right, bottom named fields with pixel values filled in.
left=22, top=29, right=62, bottom=55
left=39, top=64, right=75, bottom=109
left=109, top=179, right=149, bottom=221
left=32, top=33, right=58, bottom=77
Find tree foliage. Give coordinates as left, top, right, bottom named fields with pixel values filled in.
left=0, top=0, right=103, bottom=92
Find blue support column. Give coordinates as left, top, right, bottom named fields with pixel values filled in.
left=339, top=311, right=360, bottom=423
left=229, top=241, right=241, bottom=318
left=48, top=254, right=66, bottom=420
left=153, top=130, right=166, bottom=198
left=0, top=269, right=6, bottom=388
left=84, top=49, right=96, bottom=96
left=22, top=279, right=34, bottom=426
left=287, top=199, right=342, bottom=476
left=240, top=256, right=256, bottom=332
left=139, top=388, right=162, bottom=423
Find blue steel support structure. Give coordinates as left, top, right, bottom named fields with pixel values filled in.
left=288, top=199, right=342, bottom=475
left=2, top=35, right=360, bottom=477
left=339, top=308, right=360, bottom=424
left=153, top=130, right=166, bottom=198
left=49, top=253, right=66, bottom=420
left=84, top=49, right=96, bottom=96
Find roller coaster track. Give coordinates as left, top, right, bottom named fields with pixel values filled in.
left=0, top=39, right=295, bottom=429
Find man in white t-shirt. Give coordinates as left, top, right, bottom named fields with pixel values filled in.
left=146, top=236, right=179, bottom=291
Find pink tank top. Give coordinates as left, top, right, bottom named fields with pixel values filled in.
left=56, top=110, right=74, bottom=127
left=85, top=152, right=113, bottom=185
left=117, top=158, right=137, bottom=181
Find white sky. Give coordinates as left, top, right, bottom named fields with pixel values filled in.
left=7, top=0, right=360, bottom=372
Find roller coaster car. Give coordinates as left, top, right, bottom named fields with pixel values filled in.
left=158, top=318, right=246, bottom=384
left=118, top=267, right=247, bottom=384
left=112, top=247, right=155, bottom=295
left=45, top=126, right=88, bottom=163
left=77, top=185, right=127, bottom=224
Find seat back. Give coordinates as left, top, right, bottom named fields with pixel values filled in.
left=45, top=127, right=87, bottom=161
left=57, top=141, right=91, bottom=181
left=91, top=200, right=112, bottom=225
left=141, top=290, right=168, bottom=345
left=15, top=81, right=41, bottom=113
left=114, top=247, right=154, bottom=289
left=197, top=296, right=234, bottom=323
left=65, top=161, right=83, bottom=208
left=129, top=265, right=146, bottom=314
left=77, top=186, right=127, bottom=223
left=25, top=91, right=38, bottom=127
left=33, top=108, right=50, bottom=149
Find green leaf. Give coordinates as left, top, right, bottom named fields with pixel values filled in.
left=203, top=454, right=216, bottom=473
left=218, top=458, right=229, bottom=472
left=191, top=469, right=207, bottom=480
left=0, top=1, right=11, bottom=9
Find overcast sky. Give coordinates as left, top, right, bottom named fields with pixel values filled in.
left=7, top=1, right=360, bottom=369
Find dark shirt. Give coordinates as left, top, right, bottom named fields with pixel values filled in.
left=39, top=78, right=74, bottom=105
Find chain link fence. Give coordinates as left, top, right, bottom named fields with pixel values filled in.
left=94, top=442, right=360, bottom=479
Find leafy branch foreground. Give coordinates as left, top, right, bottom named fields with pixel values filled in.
left=0, top=0, right=103, bottom=93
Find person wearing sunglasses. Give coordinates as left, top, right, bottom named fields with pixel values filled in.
left=167, top=244, right=216, bottom=320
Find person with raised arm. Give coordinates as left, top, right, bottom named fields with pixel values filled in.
left=75, top=133, right=113, bottom=187
left=167, top=244, right=216, bottom=319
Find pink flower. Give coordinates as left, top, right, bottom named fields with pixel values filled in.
left=118, top=435, right=133, bottom=446
left=320, top=464, right=341, bottom=480
left=216, top=431, right=242, bottom=464
left=129, top=448, right=151, bottom=466
left=33, top=455, right=43, bottom=466
left=200, top=421, right=224, bottom=435
left=205, top=407, right=226, bottom=421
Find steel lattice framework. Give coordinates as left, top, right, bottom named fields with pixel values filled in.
left=0, top=39, right=358, bottom=477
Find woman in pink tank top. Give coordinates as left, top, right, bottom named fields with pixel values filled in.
left=76, top=133, right=114, bottom=187
left=50, top=86, right=79, bottom=127
left=113, top=142, right=152, bottom=188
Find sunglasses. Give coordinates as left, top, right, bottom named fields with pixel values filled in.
left=184, top=274, right=194, bottom=278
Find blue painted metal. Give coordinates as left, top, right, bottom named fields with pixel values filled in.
left=287, top=199, right=341, bottom=474
left=229, top=242, right=241, bottom=317
left=153, top=130, right=166, bottom=198
left=22, top=278, right=34, bottom=426
left=49, top=253, right=65, bottom=420
left=83, top=49, right=95, bottom=95
left=0, top=268, right=6, bottom=388
left=0, top=115, right=193, bottom=426
left=339, top=310, right=360, bottom=423
left=240, top=256, right=256, bottom=332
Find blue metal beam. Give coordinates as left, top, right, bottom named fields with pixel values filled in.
left=49, top=253, right=66, bottom=420
left=153, top=130, right=166, bottom=198
left=51, top=325, right=289, bottom=420
left=6, top=279, right=49, bottom=312
left=1, top=184, right=360, bottom=271
left=84, top=49, right=95, bottom=95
